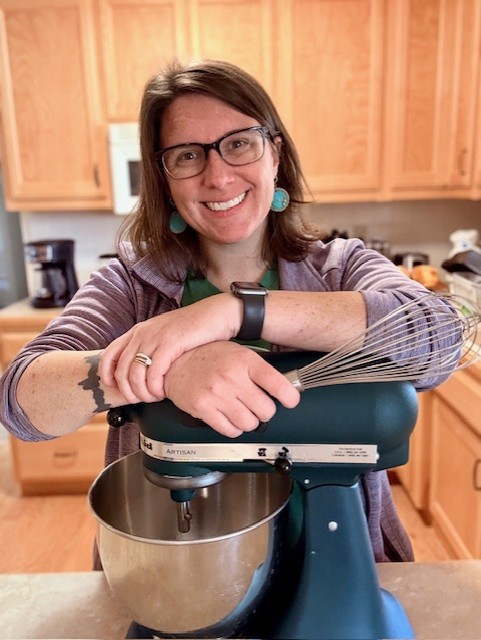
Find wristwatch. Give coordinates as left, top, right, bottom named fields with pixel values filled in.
left=230, top=281, right=269, bottom=341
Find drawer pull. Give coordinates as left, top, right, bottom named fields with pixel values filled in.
left=53, top=450, right=79, bottom=467
left=474, top=460, right=481, bottom=491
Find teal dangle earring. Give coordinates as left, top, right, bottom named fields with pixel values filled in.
left=270, top=183, right=290, bottom=213
left=169, top=200, right=187, bottom=234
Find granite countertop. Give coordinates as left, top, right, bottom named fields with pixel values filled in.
left=1, top=561, right=481, bottom=639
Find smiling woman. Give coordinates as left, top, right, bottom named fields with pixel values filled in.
left=0, top=59, right=460, bottom=572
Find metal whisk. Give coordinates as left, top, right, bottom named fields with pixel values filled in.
left=284, top=293, right=481, bottom=391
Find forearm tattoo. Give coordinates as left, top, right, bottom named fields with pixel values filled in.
left=79, top=354, right=112, bottom=414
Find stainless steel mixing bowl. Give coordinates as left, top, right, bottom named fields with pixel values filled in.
left=88, top=451, right=291, bottom=636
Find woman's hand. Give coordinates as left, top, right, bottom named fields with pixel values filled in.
left=163, top=341, right=300, bottom=438
left=98, top=294, right=241, bottom=404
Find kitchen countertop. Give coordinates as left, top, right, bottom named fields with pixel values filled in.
left=1, top=561, right=481, bottom=639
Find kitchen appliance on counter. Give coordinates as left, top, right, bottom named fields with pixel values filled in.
left=24, top=239, right=78, bottom=308
left=392, top=252, right=429, bottom=271
left=90, top=350, right=418, bottom=640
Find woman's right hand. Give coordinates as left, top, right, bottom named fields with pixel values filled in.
left=163, top=341, right=300, bottom=438
left=98, top=293, right=242, bottom=404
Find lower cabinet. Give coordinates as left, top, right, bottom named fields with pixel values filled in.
left=430, top=372, right=481, bottom=559
left=9, top=416, right=108, bottom=496
left=398, top=366, right=481, bottom=559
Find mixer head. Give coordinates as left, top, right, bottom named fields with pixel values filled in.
left=117, top=351, right=419, bottom=533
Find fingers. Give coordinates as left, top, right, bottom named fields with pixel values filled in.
left=249, top=358, right=301, bottom=409
left=187, top=387, right=277, bottom=437
left=99, top=339, right=166, bottom=404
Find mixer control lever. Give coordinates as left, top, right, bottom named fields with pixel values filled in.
left=274, top=448, right=292, bottom=475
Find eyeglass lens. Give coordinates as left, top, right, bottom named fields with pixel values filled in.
left=161, top=126, right=266, bottom=179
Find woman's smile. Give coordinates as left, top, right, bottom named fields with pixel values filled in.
left=204, top=190, right=247, bottom=212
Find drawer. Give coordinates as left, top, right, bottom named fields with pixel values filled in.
left=0, top=331, right=40, bottom=367
left=10, top=422, right=108, bottom=495
left=435, top=369, right=481, bottom=437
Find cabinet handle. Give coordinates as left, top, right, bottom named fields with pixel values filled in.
left=474, top=460, right=481, bottom=490
left=458, top=148, right=468, bottom=176
left=93, top=164, right=100, bottom=186
left=53, top=449, right=79, bottom=468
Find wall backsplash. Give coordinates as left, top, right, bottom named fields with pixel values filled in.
left=19, top=199, right=481, bottom=291
left=306, top=199, right=481, bottom=271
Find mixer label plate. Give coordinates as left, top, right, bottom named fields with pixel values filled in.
left=140, top=436, right=378, bottom=464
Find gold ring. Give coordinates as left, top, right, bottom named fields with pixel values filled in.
left=134, top=352, right=153, bottom=366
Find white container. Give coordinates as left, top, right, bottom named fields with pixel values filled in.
left=451, top=272, right=481, bottom=308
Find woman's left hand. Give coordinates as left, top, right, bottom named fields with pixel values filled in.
left=163, top=341, right=300, bottom=438
left=98, top=294, right=241, bottom=404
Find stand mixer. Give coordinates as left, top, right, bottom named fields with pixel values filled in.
left=90, top=350, right=419, bottom=640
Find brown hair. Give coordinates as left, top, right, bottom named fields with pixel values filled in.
left=117, top=59, right=319, bottom=281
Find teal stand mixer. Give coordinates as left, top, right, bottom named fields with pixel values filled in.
left=96, top=350, right=419, bottom=640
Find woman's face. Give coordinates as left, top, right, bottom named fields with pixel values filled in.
left=160, top=94, right=279, bottom=247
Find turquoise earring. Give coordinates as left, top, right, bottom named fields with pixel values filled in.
left=169, top=207, right=187, bottom=234
left=271, top=187, right=290, bottom=213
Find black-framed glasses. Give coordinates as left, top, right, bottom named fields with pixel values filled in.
left=158, top=126, right=271, bottom=179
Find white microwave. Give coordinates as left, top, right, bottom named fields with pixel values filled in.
left=108, top=123, right=141, bottom=215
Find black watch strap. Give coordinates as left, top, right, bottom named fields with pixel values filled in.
left=230, top=282, right=268, bottom=341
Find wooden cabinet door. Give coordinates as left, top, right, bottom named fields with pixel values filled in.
left=0, top=0, right=111, bottom=211
left=444, top=0, right=481, bottom=189
left=188, top=0, right=275, bottom=96
left=274, top=0, right=385, bottom=200
left=97, top=0, right=189, bottom=121
left=384, top=0, right=481, bottom=193
left=0, top=331, right=40, bottom=367
left=430, top=396, right=481, bottom=559
left=474, top=38, right=481, bottom=192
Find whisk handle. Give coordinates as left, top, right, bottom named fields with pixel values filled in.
left=284, top=369, right=305, bottom=391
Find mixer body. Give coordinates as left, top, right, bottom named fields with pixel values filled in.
left=94, top=351, right=419, bottom=639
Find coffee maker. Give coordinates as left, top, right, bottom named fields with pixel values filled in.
left=25, top=239, right=79, bottom=308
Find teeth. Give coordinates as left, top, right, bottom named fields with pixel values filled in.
left=205, top=192, right=246, bottom=212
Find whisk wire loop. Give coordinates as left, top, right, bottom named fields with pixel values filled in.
left=286, top=293, right=481, bottom=391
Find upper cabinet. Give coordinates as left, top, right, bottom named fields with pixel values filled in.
left=188, top=0, right=275, bottom=97
left=275, top=0, right=385, bottom=201
left=97, top=0, right=275, bottom=121
left=0, top=0, right=112, bottom=211
left=384, top=0, right=481, bottom=197
left=97, top=0, right=190, bottom=121
left=474, top=40, right=481, bottom=195
left=1, top=0, right=481, bottom=211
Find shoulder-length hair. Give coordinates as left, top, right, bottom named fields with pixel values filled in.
left=117, top=59, right=319, bottom=281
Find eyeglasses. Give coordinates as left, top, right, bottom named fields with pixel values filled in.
left=158, top=126, right=271, bottom=179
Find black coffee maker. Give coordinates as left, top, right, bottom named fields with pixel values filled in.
left=25, top=239, right=79, bottom=308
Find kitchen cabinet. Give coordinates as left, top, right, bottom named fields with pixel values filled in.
left=0, top=0, right=111, bottom=211
left=275, top=0, right=385, bottom=200
left=188, top=0, right=275, bottom=97
left=429, top=366, right=481, bottom=559
left=474, top=44, right=481, bottom=195
left=384, top=0, right=481, bottom=197
left=96, top=0, right=189, bottom=121
left=6, top=0, right=384, bottom=204
left=97, top=0, right=275, bottom=121
left=395, top=390, right=433, bottom=523
left=0, top=299, right=108, bottom=495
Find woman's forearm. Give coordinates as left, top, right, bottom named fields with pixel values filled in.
left=16, top=350, right=127, bottom=437
left=262, top=290, right=367, bottom=351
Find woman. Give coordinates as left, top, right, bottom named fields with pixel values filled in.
left=0, top=59, right=455, bottom=563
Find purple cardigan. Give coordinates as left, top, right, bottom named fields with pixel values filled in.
left=0, top=238, right=452, bottom=563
